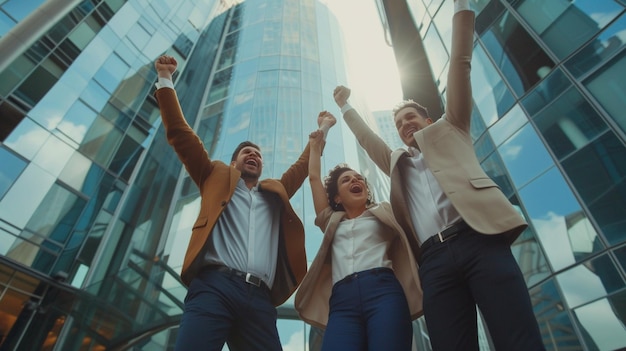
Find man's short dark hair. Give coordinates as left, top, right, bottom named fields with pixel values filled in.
left=392, top=99, right=430, bottom=119
left=231, top=141, right=261, bottom=162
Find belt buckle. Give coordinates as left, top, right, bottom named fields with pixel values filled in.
left=245, top=273, right=261, bottom=287
left=437, top=231, right=448, bottom=243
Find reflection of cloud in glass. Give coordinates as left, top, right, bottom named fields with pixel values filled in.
left=574, top=298, right=626, bottom=351
left=590, top=12, right=618, bottom=26
left=5, top=127, right=49, bottom=159
left=557, top=265, right=607, bottom=308
left=501, top=144, right=522, bottom=160
left=282, top=329, right=307, bottom=351
left=58, top=120, right=88, bottom=143
left=227, top=113, right=251, bottom=134
left=533, top=211, right=576, bottom=270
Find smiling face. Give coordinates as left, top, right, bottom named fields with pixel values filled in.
left=393, top=104, right=433, bottom=147
left=231, top=146, right=263, bottom=180
left=334, top=170, right=369, bottom=211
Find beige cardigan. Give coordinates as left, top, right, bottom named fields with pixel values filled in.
left=295, top=203, right=423, bottom=329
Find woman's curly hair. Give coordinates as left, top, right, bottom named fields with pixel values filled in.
left=324, top=163, right=374, bottom=211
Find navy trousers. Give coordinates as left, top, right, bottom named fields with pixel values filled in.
left=174, top=268, right=281, bottom=351
left=418, top=230, right=545, bottom=351
left=322, top=267, right=412, bottom=351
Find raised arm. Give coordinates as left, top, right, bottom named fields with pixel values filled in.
left=333, top=86, right=394, bottom=175
left=308, top=111, right=336, bottom=215
left=444, top=0, right=475, bottom=132
left=154, top=55, right=214, bottom=188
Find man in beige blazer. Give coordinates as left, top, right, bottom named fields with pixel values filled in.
left=154, top=55, right=309, bottom=351
left=332, top=1, right=544, bottom=350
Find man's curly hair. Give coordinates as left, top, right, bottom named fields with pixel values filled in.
left=324, top=163, right=374, bottom=211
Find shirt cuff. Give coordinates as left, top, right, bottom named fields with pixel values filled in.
left=155, top=77, right=174, bottom=90
left=454, top=0, right=470, bottom=13
left=340, top=103, right=354, bottom=115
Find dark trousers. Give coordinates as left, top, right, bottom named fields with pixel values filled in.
left=322, top=268, right=412, bottom=351
left=174, top=268, right=281, bottom=351
left=418, top=230, right=545, bottom=351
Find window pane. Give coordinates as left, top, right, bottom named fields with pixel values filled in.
left=519, top=167, right=600, bottom=270
left=561, top=131, right=626, bottom=209
left=557, top=255, right=624, bottom=308
left=510, top=0, right=623, bottom=59
left=531, top=279, right=584, bottom=350
left=584, top=50, right=626, bottom=136
left=471, top=44, right=515, bottom=127
left=533, top=87, right=608, bottom=160
left=480, top=10, right=555, bottom=96
left=521, top=68, right=571, bottom=117
left=489, top=104, right=528, bottom=147
left=0, top=147, right=26, bottom=200
left=3, top=118, right=49, bottom=160
left=573, top=291, right=626, bottom=351
left=0, top=163, right=55, bottom=228
left=511, top=227, right=550, bottom=286
left=423, top=25, right=448, bottom=81
left=58, top=100, right=97, bottom=144
left=498, top=123, right=554, bottom=188
left=565, top=13, right=626, bottom=78
left=24, top=183, right=86, bottom=244
left=78, top=116, right=122, bottom=166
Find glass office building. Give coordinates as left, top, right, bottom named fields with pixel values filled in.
left=0, top=0, right=390, bottom=349
left=377, top=0, right=626, bottom=349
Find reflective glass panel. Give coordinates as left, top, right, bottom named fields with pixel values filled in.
left=0, top=147, right=26, bottom=200
left=480, top=10, right=555, bottom=96
left=509, top=0, right=623, bottom=59
left=565, top=13, right=626, bottom=78
left=24, top=182, right=87, bottom=243
left=78, top=116, right=122, bottom=166
left=488, top=104, right=527, bottom=147
left=423, top=25, right=448, bottom=82
left=471, top=44, right=515, bottom=127
left=497, top=123, right=553, bottom=188
left=573, top=291, right=626, bottom=351
left=277, top=319, right=306, bottom=350
left=0, top=163, right=55, bottom=228
left=511, top=227, right=550, bottom=286
left=584, top=50, right=626, bottom=135
left=530, top=279, right=583, bottom=350
left=58, top=100, right=97, bottom=144
left=3, top=118, right=50, bottom=160
left=31, top=135, right=74, bottom=178
left=2, top=0, right=45, bottom=21
left=519, top=167, right=599, bottom=271
left=521, top=68, right=571, bottom=117
left=533, top=87, right=608, bottom=160
left=557, top=254, right=623, bottom=309
left=561, top=132, right=626, bottom=244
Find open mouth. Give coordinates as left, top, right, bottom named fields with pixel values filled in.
left=404, top=128, right=417, bottom=138
left=349, top=184, right=363, bottom=193
left=245, top=159, right=258, bottom=167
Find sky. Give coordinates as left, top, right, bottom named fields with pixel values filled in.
left=323, top=0, right=403, bottom=111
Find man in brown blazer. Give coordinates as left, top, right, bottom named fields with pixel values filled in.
left=154, top=55, right=309, bottom=351
left=332, top=1, right=544, bottom=350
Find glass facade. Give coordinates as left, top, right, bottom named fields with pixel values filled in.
left=0, top=0, right=404, bottom=350
left=395, top=0, right=626, bottom=349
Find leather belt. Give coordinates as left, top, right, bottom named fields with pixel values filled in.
left=420, top=220, right=470, bottom=252
left=210, top=265, right=269, bottom=290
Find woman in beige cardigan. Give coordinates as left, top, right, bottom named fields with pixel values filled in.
left=295, top=112, right=422, bottom=350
